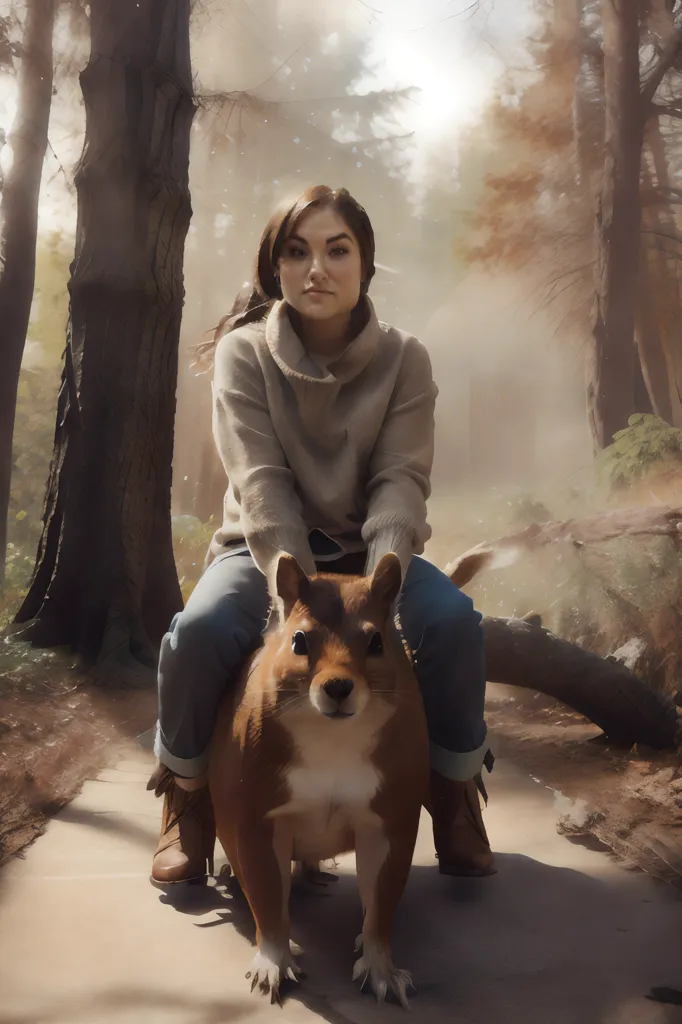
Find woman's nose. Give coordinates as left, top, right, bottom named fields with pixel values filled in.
left=309, top=255, right=328, bottom=279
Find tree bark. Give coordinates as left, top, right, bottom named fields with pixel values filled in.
left=483, top=616, right=680, bottom=749
left=12, top=0, right=195, bottom=682
left=0, top=0, right=55, bottom=582
left=588, top=0, right=645, bottom=449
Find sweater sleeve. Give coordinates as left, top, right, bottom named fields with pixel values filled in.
left=362, top=337, right=437, bottom=580
left=212, top=332, right=316, bottom=582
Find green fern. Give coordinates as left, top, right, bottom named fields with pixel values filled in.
left=596, top=414, right=682, bottom=490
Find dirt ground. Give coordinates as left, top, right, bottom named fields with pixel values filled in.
left=1, top=652, right=681, bottom=890
left=0, top=650, right=156, bottom=866
left=485, top=684, right=682, bottom=889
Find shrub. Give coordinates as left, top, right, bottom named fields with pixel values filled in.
left=597, top=414, right=682, bottom=491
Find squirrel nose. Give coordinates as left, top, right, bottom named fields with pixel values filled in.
left=322, top=678, right=354, bottom=703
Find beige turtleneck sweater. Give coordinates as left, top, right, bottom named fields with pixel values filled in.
left=209, top=298, right=437, bottom=586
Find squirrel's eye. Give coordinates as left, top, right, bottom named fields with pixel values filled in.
left=292, top=631, right=309, bottom=656
left=367, top=631, right=383, bottom=657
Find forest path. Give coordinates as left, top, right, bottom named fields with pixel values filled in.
left=0, top=725, right=681, bottom=1024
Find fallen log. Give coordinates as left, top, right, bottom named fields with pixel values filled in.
left=483, top=616, right=681, bottom=751
left=448, top=505, right=682, bottom=588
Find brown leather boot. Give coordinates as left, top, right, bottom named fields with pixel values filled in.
left=427, top=770, right=497, bottom=878
left=148, top=764, right=216, bottom=888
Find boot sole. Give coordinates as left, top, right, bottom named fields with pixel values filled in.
left=438, top=862, right=498, bottom=878
left=149, top=873, right=210, bottom=891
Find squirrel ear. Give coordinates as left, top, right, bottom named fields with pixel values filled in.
left=369, top=552, right=402, bottom=607
left=274, top=553, right=309, bottom=616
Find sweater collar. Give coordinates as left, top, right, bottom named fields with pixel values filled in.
left=265, top=297, right=381, bottom=385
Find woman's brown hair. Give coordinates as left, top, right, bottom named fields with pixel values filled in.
left=194, top=185, right=376, bottom=365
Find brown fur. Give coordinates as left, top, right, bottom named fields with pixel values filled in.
left=447, top=548, right=495, bottom=588
left=208, top=554, right=429, bottom=1006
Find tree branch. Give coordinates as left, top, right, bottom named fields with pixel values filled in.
left=482, top=617, right=680, bottom=750
left=641, top=184, right=682, bottom=208
left=446, top=506, right=682, bottom=589
left=641, top=27, right=682, bottom=106
left=641, top=226, right=682, bottom=243
left=651, top=101, right=682, bottom=118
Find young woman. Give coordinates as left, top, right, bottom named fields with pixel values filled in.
left=149, top=185, right=495, bottom=885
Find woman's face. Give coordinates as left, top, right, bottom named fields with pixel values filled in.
left=277, top=207, right=364, bottom=322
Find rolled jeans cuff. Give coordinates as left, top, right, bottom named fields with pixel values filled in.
left=429, top=734, right=491, bottom=782
left=153, top=722, right=209, bottom=779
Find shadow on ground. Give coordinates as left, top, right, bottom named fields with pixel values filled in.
left=152, top=852, right=682, bottom=1024
left=0, top=989, right=255, bottom=1023
left=56, top=803, right=159, bottom=847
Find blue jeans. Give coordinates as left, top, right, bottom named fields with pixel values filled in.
left=155, top=550, right=489, bottom=782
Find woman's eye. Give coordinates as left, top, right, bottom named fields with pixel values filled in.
left=285, top=247, right=306, bottom=259
left=367, top=632, right=383, bottom=657
left=330, top=246, right=349, bottom=257
left=292, top=631, right=309, bottom=656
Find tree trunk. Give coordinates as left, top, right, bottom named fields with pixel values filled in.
left=588, top=0, right=644, bottom=449
left=12, top=0, right=195, bottom=683
left=635, top=152, right=673, bottom=422
left=172, top=125, right=219, bottom=520
left=556, top=0, right=592, bottom=190
left=194, top=437, right=226, bottom=524
left=483, top=616, right=680, bottom=750
left=0, top=0, right=55, bottom=582
left=641, top=116, right=682, bottom=428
